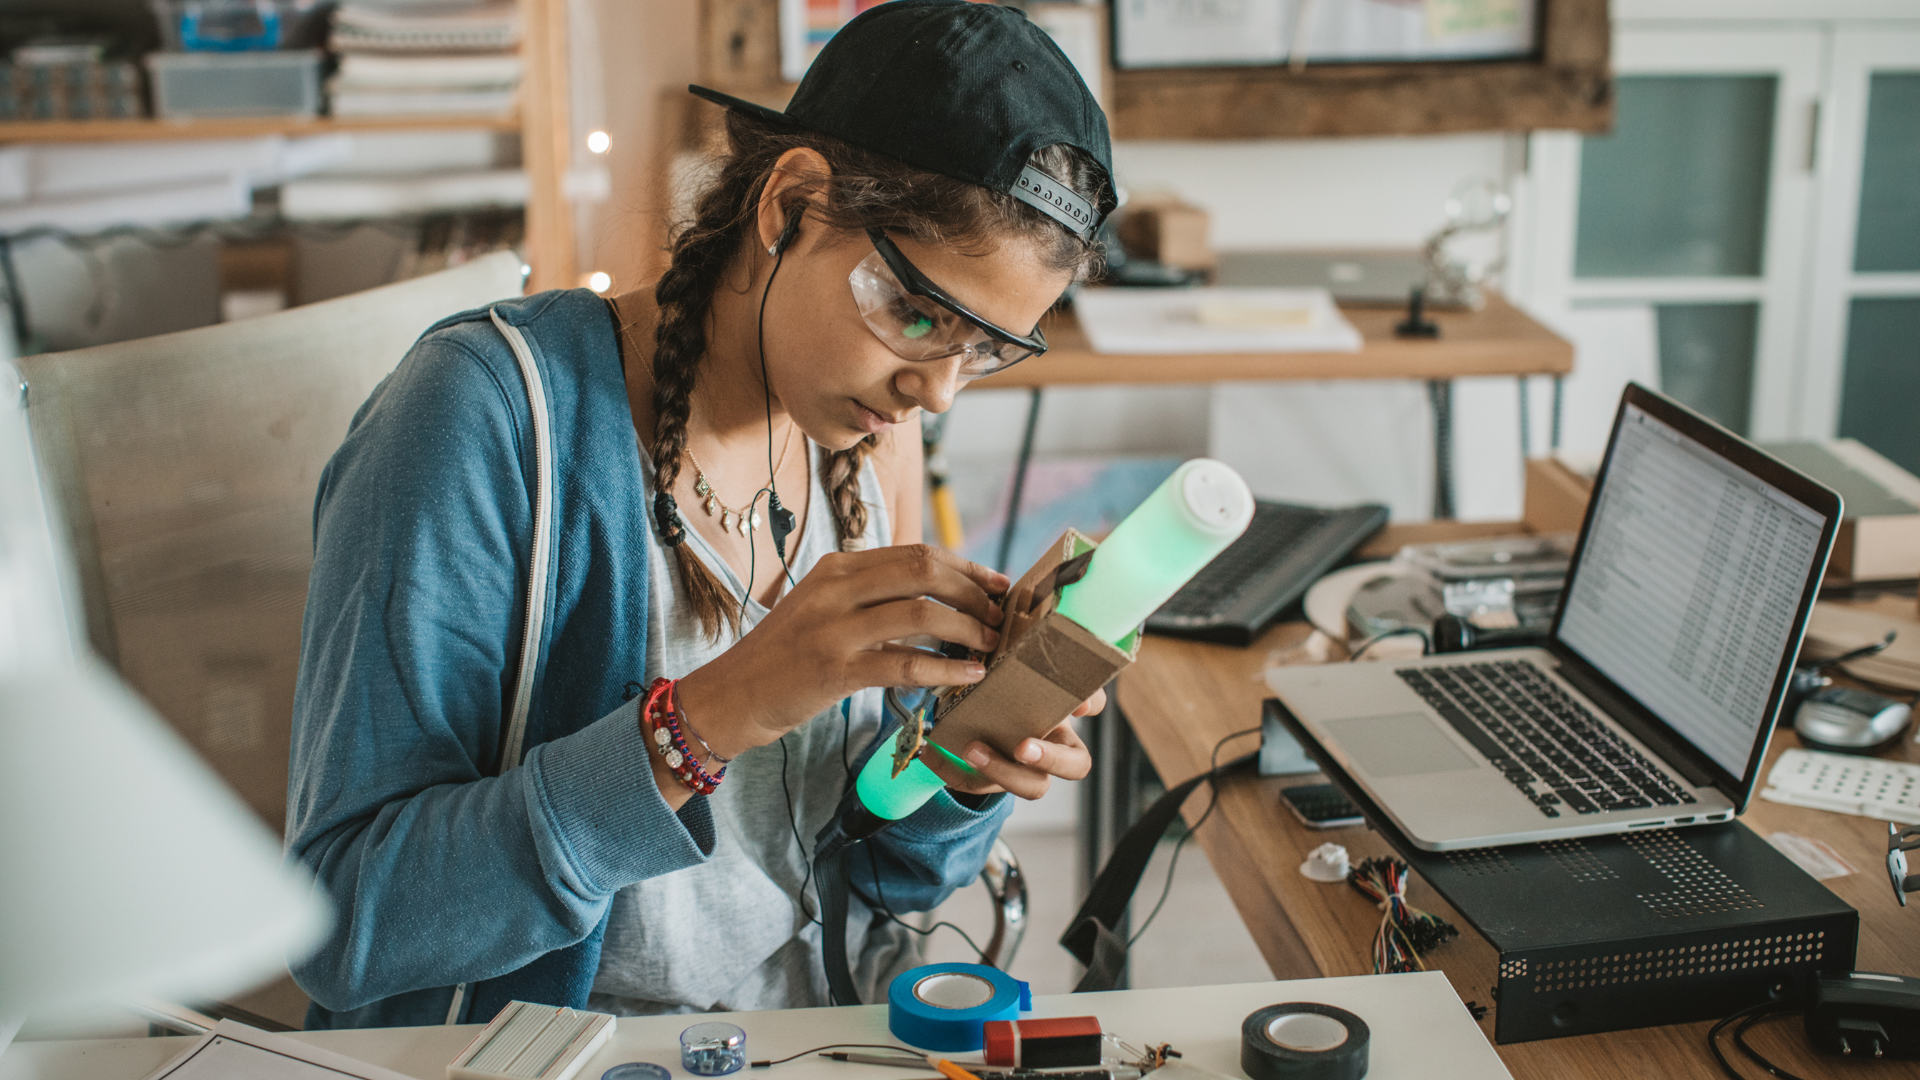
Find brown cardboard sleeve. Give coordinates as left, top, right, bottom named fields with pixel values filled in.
left=929, top=529, right=1138, bottom=760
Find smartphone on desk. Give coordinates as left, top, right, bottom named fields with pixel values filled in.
left=1281, top=783, right=1363, bottom=829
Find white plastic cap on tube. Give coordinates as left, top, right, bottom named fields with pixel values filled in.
left=1175, top=458, right=1255, bottom=537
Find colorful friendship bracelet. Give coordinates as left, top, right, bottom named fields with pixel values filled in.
left=672, top=681, right=732, bottom=764
left=643, top=676, right=725, bottom=795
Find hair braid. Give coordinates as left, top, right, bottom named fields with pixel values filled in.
left=649, top=165, right=762, bottom=639
left=824, top=438, right=876, bottom=550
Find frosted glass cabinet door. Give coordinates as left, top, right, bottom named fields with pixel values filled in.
left=1541, top=29, right=1821, bottom=441
left=1655, top=303, right=1761, bottom=435
left=1839, top=299, right=1920, bottom=475
left=1801, top=31, right=1920, bottom=457
left=1852, top=74, right=1920, bottom=274
left=1576, top=76, right=1778, bottom=280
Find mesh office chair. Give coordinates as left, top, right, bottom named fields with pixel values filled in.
left=20, top=252, right=527, bottom=1030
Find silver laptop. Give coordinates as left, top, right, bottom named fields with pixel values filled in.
left=1269, top=384, right=1843, bottom=850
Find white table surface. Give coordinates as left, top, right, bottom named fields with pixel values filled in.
left=0, top=974, right=1511, bottom=1080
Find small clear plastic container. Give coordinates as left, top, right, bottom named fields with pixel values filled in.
left=679, top=1022, right=747, bottom=1077
left=146, top=49, right=322, bottom=118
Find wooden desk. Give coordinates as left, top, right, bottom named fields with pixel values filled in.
left=956, top=293, right=1573, bottom=569
left=1112, top=526, right=1920, bottom=1079
left=1, top=976, right=1511, bottom=1080
left=996, top=292, right=1572, bottom=388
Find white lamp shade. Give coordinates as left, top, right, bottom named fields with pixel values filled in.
left=0, top=665, right=330, bottom=1020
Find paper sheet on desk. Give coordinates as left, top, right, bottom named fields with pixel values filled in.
left=1072, top=287, right=1363, bottom=354
left=140, top=1019, right=419, bottom=1080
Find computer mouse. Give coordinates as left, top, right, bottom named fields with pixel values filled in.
left=1795, top=686, right=1913, bottom=754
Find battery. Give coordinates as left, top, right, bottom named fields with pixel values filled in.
left=983, top=1017, right=1104, bottom=1069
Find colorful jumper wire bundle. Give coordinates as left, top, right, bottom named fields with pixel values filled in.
left=1346, top=856, right=1459, bottom=974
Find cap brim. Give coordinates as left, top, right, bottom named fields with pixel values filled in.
left=688, top=85, right=804, bottom=131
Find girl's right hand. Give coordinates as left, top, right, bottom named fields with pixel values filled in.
left=675, top=544, right=1008, bottom=760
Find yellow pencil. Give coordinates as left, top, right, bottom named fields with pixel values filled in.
left=928, top=1057, right=987, bottom=1080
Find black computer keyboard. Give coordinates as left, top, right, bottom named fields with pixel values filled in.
left=1396, top=660, right=1697, bottom=819
left=1148, top=500, right=1387, bottom=646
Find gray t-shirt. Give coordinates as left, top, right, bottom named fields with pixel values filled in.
left=589, top=444, right=920, bottom=1014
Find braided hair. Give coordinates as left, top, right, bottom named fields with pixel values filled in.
left=645, top=110, right=1108, bottom=639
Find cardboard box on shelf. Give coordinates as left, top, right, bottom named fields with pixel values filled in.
left=1521, top=455, right=1593, bottom=536
left=1114, top=195, right=1213, bottom=274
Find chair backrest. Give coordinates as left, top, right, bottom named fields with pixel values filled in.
left=22, top=252, right=527, bottom=834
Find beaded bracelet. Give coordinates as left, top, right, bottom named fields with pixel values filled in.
left=673, top=681, right=732, bottom=765
left=643, top=677, right=725, bottom=795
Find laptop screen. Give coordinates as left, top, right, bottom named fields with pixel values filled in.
left=1555, top=402, right=1830, bottom=776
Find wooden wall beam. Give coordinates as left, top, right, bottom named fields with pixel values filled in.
left=522, top=0, right=578, bottom=292
left=1111, top=0, right=1611, bottom=140
left=690, top=0, right=1612, bottom=144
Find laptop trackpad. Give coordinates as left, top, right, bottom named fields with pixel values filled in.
left=1325, top=714, right=1478, bottom=778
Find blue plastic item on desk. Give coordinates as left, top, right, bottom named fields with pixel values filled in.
left=887, top=963, right=1031, bottom=1052
left=603, top=1066, right=673, bottom=1080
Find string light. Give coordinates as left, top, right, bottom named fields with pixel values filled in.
left=586, top=270, right=612, bottom=293
left=585, top=130, right=611, bottom=154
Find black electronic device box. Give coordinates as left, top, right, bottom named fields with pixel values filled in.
left=1282, top=783, right=1364, bottom=829
left=1270, top=700, right=1861, bottom=1044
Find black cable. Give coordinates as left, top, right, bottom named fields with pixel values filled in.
left=841, top=698, right=855, bottom=777
left=863, top=841, right=990, bottom=964
left=1707, top=1000, right=1808, bottom=1080
left=779, top=734, right=821, bottom=928
left=1349, top=626, right=1430, bottom=662
left=1127, top=725, right=1262, bottom=946
left=751, top=1043, right=922, bottom=1068
left=756, top=223, right=799, bottom=591
left=1732, top=1005, right=1809, bottom=1080
left=1708, top=1000, right=1773, bottom=1080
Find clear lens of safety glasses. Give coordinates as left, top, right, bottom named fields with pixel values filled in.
left=848, top=252, right=1037, bottom=379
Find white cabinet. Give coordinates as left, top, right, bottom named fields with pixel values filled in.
left=1516, top=17, right=1920, bottom=475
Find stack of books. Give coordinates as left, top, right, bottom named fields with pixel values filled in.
left=328, top=0, right=520, bottom=118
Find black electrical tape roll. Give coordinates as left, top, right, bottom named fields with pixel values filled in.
left=1241, top=1004, right=1369, bottom=1080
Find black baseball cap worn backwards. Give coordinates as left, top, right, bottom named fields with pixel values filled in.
left=690, top=0, right=1115, bottom=241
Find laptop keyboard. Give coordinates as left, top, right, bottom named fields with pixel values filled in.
left=1396, top=660, right=1698, bottom=818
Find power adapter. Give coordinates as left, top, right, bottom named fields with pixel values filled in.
left=1807, top=972, right=1920, bottom=1060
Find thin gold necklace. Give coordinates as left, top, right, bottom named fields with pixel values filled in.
left=686, top=422, right=797, bottom=538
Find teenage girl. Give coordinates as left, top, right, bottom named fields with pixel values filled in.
left=288, top=0, right=1116, bottom=1027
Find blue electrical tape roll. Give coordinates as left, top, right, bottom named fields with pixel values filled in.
left=887, top=963, right=1032, bottom=1052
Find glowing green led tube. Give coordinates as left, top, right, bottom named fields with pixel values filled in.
left=854, top=741, right=977, bottom=821
left=1055, top=458, right=1254, bottom=645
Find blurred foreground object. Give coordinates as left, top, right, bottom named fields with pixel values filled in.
left=0, top=361, right=328, bottom=1050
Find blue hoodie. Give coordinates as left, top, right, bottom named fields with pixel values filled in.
left=287, top=289, right=1008, bottom=1028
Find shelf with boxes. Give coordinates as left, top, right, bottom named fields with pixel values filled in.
left=0, top=0, right=578, bottom=291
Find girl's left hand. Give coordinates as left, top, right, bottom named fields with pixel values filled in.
left=923, top=687, right=1104, bottom=801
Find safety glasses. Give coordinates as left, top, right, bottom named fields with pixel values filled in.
left=849, top=227, right=1048, bottom=380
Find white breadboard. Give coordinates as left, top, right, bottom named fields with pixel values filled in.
left=446, top=1001, right=615, bottom=1080
left=1761, top=748, right=1920, bottom=824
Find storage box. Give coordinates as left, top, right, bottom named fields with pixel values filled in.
left=147, top=49, right=320, bottom=119
left=929, top=529, right=1138, bottom=760
left=1521, top=455, right=1594, bottom=535
left=1115, top=196, right=1215, bottom=274
left=150, top=1, right=323, bottom=52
